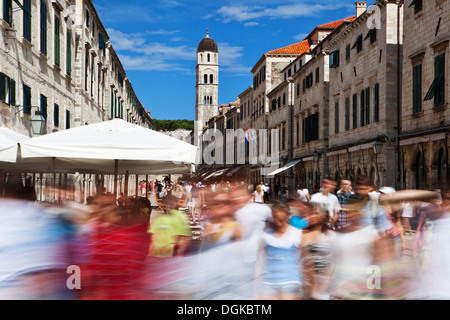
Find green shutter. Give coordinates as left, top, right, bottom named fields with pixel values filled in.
left=23, top=85, right=31, bottom=115
left=54, top=103, right=59, bottom=127
left=40, top=0, right=47, bottom=55
left=40, top=94, right=47, bottom=120
left=54, top=16, right=60, bottom=66
left=66, top=30, right=72, bottom=75
left=0, top=73, right=6, bottom=103
left=66, top=110, right=70, bottom=129
left=374, top=83, right=380, bottom=122
left=413, top=65, right=422, bottom=113
left=9, top=78, right=15, bottom=106
left=23, top=0, right=31, bottom=41
left=335, top=102, right=339, bottom=134
left=3, top=0, right=12, bottom=25
left=435, top=53, right=445, bottom=106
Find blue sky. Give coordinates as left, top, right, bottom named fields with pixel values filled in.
left=94, top=0, right=358, bottom=121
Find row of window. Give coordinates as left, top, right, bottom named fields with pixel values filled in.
left=0, top=71, right=71, bottom=128
left=253, top=66, right=266, bottom=90
left=334, top=84, right=380, bottom=134
left=329, top=29, right=377, bottom=69
left=2, top=0, right=111, bottom=79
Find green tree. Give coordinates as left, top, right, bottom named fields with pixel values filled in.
left=153, top=119, right=194, bottom=131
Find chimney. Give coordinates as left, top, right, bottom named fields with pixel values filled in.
left=356, top=1, right=367, bottom=17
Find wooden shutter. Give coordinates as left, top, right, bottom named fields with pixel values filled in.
left=23, top=85, right=31, bottom=115
left=23, top=0, right=31, bottom=41
left=412, top=65, right=422, bottom=113
left=0, top=73, right=6, bottom=103
left=360, top=89, right=365, bottom=127
left=374, top=83, right=380, bottom=122
left=352, top=93, right=358, bottom=129
left=40, top=94, right=47, bottom=120
left=66, top=30, right=72, bottom=75
left=9, top=78, right=15, bottom=106
left=54, top=104, right=59, bottom=127
left=54, top=16, right=60, bottom=66
left=365, top=87, right=371, bottom=125
left=40, top=0, right=47, bottom=55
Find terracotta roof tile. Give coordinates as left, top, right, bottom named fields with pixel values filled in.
left=266, top=39, right=310, bottom=55
left=316, top=16, right=356, bottom=29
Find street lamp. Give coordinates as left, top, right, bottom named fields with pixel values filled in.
left=30, top=111, right=46, bottom=135
left=313, top=152, right=319, bottom=163
left=16, top=103, right=46, bottom=135
left=373, top=139, right=383, bottom=155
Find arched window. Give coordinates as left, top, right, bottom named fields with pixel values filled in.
left=415, top=151, right=425, bottom=189
left=204, top=74, right=208, bottom=84
left=207, top=54, right=210, bottom=62
left=204, top=96, right=207, bottom=105
left=210, top=74, right=214, bottom=84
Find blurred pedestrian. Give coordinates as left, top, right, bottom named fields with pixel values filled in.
left=281, top=183, right=289, bottom=202
left=254, top=202, right=303, bottom=300
left=253, top=184, right=265, bottom=204
left=296, top=184, right=310, bottom=203
left=310, top=177, right=340, bottom=230
left=401, top=201, right=414, bottom=237
left=336, top=179, right=357, bottom=230
left=300, top=204, right=333, bottom=300
left=353, top=175, right=393, bottom=237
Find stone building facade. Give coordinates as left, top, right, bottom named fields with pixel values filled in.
left=193, top=0, right=449, bottom=194
left=0, top=0, right=155, bottom=202
left=400, top=0, right=449, bottom=191
left=326, top=0, right=403, bottom=189
left=0, top=0, right=154, bottom=138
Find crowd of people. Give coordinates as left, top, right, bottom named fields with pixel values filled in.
left=1, top=173, right=450, bottom=300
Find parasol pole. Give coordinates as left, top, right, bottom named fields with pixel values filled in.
left=125, top=170, right=129, bottom=197
left=114, top=159, right=119, bottom=199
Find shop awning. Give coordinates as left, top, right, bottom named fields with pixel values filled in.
left=204, top=168, right=228, bottom=180
left=226, top=166, right=243, bottom=177
left=267, top=160, right=301, bottom=177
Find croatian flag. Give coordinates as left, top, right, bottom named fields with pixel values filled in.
left=245, top=127, right=250, bottom=143
left=245, top=127, right=256, bottom=143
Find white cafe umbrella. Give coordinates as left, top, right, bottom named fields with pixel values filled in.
left=19, top=119, right=199, bottom=175
left=0, top=127, right=30, bottom=163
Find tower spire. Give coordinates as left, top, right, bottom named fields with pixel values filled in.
left=206, top=28, right=209, bottom=38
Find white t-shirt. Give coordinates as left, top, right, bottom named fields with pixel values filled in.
left=310, top=192, right=341, bottom=218
left=253, top=191, right=264, bottom=203
left=401, top=202, right=414, bottom=218
left=297, top=189, right=309, bottom=202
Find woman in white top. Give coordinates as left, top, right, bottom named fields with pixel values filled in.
left=255, top=202, right=303, bottom=300
left=297, top=185, right=310, bottom=203
left=253, top=185, right=265, bottom=204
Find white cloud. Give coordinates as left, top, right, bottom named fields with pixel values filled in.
left=106, top=29, right=250, bottom=76
left=158, top=0, right=184, bottom=8
left=218, top=42, right=251, bottom=75
left=216, top=2, right=349, bottom=23
left=244, top=22, right=259, bottom=27
left=293, top=33, right=308, bottom=41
